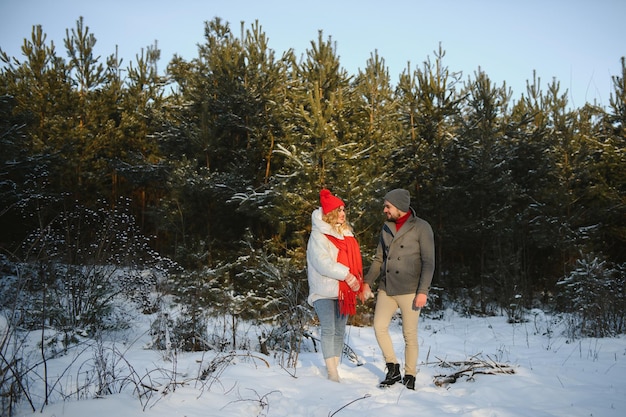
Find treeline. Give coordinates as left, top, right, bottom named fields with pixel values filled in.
left=1, top=17, right=625, bottom=329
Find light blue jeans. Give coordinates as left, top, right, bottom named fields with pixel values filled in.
left=313, top=299, right=348, bottom=359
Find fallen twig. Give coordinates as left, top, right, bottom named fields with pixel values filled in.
left=432, top=355, right=515, bottom=387
left=329, top=394, right=371, bottom=417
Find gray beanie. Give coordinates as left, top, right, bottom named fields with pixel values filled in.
left=384, top=189, right=411, bottom=212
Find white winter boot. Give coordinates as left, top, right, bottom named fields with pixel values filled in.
left=325, top=357, right=340, bottom=382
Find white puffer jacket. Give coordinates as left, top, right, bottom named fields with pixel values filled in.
left=306, top=207, right=351, bottom=306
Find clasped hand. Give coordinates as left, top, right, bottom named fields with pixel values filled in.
left=344, top=273, right=360, bottom=292
left=360, top=283, right=374, bottom=301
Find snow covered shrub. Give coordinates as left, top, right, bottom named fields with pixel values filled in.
left=161, top=268, right=217, bottom=352
left=12, top=198, right=172, bottom=339
left=161, top=231, right=311, bottom=354
left=557, top=253, right=626, bottom=338
left=261, top=278, right=313, bottom=369
left=171, top=307, right=211, bottom=352
left=0, top=304, right=33, bottom=416
left=506, top=292, right=528, bottom=324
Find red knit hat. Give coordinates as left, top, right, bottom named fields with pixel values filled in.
left=320, top=189, right=344, bottom=214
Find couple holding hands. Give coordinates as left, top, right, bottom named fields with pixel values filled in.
left=306, top=188, right=435, bottom=390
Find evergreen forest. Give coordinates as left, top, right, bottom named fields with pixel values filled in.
left=1, top=17, right=625, bottom=347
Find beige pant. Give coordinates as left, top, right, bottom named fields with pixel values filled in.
left=373, top=290, right=421, bottom=376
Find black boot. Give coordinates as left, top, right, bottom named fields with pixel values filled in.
left=402, top=374, right=416, bottom=390
left=379, top=362, right=401, bottom=387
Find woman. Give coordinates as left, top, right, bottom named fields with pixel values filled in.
left=306, top=189, right=363, bottom=382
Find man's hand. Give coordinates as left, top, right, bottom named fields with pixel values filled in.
left=414, top=293, right=427, bottom=308
left=359, top=283, right=374, bottom=302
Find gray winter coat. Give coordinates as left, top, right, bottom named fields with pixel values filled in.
left=364, top=209, right=435, bottom=296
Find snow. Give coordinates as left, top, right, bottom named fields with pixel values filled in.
left=14, top=309, right=626, bottom=417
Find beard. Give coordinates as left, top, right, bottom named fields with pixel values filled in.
left=386, top=213, right=400, bottom=222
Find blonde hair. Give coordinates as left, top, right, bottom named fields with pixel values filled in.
left=322, top=207, right=352, bottom=235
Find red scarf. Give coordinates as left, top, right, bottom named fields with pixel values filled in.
left=325, top=234, right=363, bottom=316
left=395, top=211, right=411, bottom=230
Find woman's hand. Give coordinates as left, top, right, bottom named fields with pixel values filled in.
left=344, top=273, right=360, bottom=292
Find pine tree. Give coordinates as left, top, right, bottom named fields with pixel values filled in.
left=449, top=68, right=519, bottom=313
left=272, top=30, right=359, bottom=240
left=350, top=50, right=402, bottom=247
left=0, top=24, right=73, bottom=229
left=112, top=42, right=168, bottom=230
left=394, top=44, right=463, bottom=288
left=158, top=18, right=296, bottom=268
left=596, top=57, right=626, bottom=263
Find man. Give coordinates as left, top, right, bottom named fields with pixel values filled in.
left=361, top=189, right=435, bottom=390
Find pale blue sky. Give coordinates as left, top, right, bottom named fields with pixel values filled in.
left=1, top=0, right=624, bottom=109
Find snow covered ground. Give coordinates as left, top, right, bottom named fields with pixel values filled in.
left=15, top=308, right=626, bottom=417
